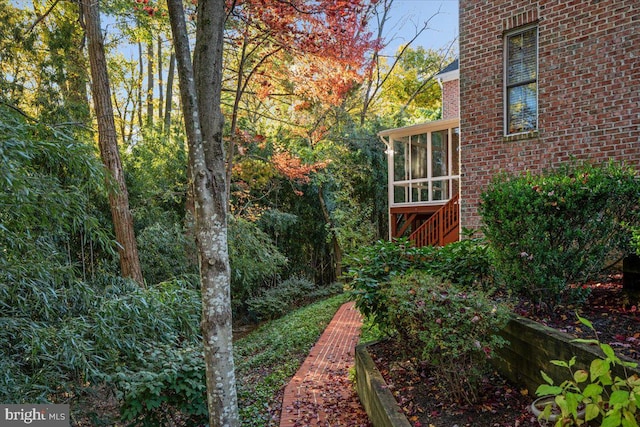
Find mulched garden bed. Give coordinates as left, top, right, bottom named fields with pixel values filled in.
left=367, top=274, right=640, bottom=427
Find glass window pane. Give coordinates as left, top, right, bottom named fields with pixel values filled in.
left=393, top=137, right=408, bottom=181
left=508, top=83, right=537, bottom=134
left=432, top=130, right=448, bottom=177
left=452, top=128, right=460, bottom=176
left=507, top=28, right=537, bottom=85
left=411, top=133, right=428, bottom=179
left=411, top=182, right=429, bottom=203
left=394, top=185, right=407, bottom=203
left=432, top=180, right=449, bottom=201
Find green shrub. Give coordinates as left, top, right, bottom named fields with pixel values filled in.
left=137, top=222, right=197, bottom=285
left=431, top=235, right=493, bottom=288
left=633, top=227, right=640, bottom=256
left=343, top=238, right=493, bottom=328
left=228, top=216, right=288, bottom=309
left=480, top=161, right=640, bottom=306
left=0, top=316, right=99, bottom=403
left=342, top=239, right=436, bottom=326
left=113, top=344, right=208, bottom=427
left=246, top=276, right=342, bottom=320
left=384, top=271, right=510, bottom=404
left=93, top=279, right=202, bottom=368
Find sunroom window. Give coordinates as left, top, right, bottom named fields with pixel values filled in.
left=391, top=126, right=459, bottom=205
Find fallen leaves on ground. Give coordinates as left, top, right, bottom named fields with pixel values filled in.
left=370, top=275, right=639, bottom=427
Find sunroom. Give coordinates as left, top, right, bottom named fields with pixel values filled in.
left=378, top=117, right=460, bottom=247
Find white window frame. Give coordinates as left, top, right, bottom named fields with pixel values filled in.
left=504, top=24, right=539, bottom=136
left=388, top=125, right=460, bottom=207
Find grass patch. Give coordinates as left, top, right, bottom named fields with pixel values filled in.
left=234, top=293, right=348, bottom=426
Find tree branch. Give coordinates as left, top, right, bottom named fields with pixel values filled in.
left=26, top=0, right=62, bottom=35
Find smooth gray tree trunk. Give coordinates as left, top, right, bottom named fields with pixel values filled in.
left=166, top=0, right=239, bottom=425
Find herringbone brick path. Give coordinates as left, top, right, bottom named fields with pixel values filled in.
left=279, top=301, right=371, bottom=426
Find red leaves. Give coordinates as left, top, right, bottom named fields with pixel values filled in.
left=131, top=0, right=160, bottom=17
left=283, top=367, right=372, bottom=426
left=229, top=0, right=378, bottom=106
left=271, top=151, right=327, bottom=186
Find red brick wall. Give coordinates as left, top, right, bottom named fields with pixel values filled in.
left=459, top=0, right=640, bottom=230
left=442, top=78, right=460, bottom=120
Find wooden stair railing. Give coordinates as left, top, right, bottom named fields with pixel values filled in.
left=408, top=193, right=460, bottom=247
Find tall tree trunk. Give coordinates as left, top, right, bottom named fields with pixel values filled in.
left=224, top=32, right=247, bottom=204
left=158, top=35, right=163, bottom=126
left=137, top=40, right=143, bottom=128
left=164, top=51, right=175, bottom=134
left=65, top=2, right=90, bottom=124
left=146, top=41, right=154, bottom=127
left=166, top=0, right=239, bottom=425
left=81, top=0, right=144, bottom=286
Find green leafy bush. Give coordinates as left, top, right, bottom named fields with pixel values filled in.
left=342, top=239, right=436, bottom=326
left=93, top=279, right=202, bottom=368
left=431, top=235, right=493, bottom=289
left=0, top=106, right=120, bottom=402
left=228, top=216, right=288, bottom=309
left=0, top=315, right=99, bottom=403
left=480, top=161, right=640, bottom=305
left=137, top=221, right=198, bottom=285
left=246, top=276, right=342, bottom=320
left=384, top=271, right=511, bottom=404
left=343, top=238, right=492, bottom=327
left=632, top=227, right=640, bottom=256
left=124, top=130, right=188, bottom=231
left=113, top=344, right=208, bottom=427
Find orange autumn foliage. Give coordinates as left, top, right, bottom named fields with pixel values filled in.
left=228, top=0, right=379, bottom=106
left=271, top=151, right=328, bottom=185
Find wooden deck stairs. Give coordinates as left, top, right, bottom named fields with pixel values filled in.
left=408, top=194, right=460, bottom=247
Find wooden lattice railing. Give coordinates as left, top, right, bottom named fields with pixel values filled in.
left=408, top=193, right=460, bottom=247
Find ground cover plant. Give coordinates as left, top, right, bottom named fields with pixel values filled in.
left=235, top=294, right=349, bottom=425
left=103, top=293, right=349, bottom=426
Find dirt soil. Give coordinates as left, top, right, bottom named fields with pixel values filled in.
left=367, top=274, right=640, bottom=427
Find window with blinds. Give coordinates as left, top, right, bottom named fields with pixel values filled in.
left=505, top=26, right=538, bottom=135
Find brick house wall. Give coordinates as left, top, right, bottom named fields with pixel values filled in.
left=442, top=78, right=460, bottom=120
left=459, top=0, right=640, bottom=230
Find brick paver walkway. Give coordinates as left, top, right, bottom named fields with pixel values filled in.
left=280, top=301, right=370, bottom=426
